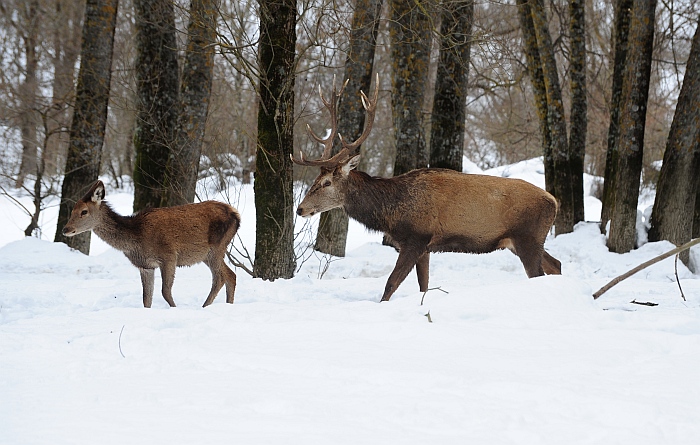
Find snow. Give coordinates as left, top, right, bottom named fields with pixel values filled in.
left=1, top=159, right=699, bottom=444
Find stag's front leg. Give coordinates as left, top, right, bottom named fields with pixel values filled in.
left=139, top=268, right=155, bottom=308
left=381, top=246, right=423, bottom=302
left=415, top=252, right=430, bottom=292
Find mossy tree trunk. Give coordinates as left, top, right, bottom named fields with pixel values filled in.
left=163, top=0, right=218, bottom=207
left=600, top=0, right=633, bottom=234
left=607, top=0, right=657, bottom=253
left=648, top=16, right=700, bottom=267
left=516, top=0, right=551, bottom=195
left=253, top=0, right=296, bottom=280
left=314, top=0, right=383, bottom=258
left=15, top=0, right=39, bottom=188
left=389, top=0, right=432, bottom=176
left=530, top=0, right=575, bottom=235
left=54, top=0, right=118, bottom=254
left=429, top=0, right=474, bottom=172
left=569, top=0, right=586, bottom=225
left=132, top=0, right=179, bottom=212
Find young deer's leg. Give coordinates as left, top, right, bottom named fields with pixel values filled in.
left=512, top=239, right=545, bottom=278
left=542, top=251, right=562, bottom=275
left=202, top=257, right=226, bottom=307
left=159, top=261, right=177, bottom=307
left=222, top=263, right=237, bottom=304
left=382, top=246, right=423, bottom=302
left=139, top=268, right=155, bottom=308
left=415, top=252, right=430, bottom=292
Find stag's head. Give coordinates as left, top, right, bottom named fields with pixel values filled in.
left=293, top=75, right=378, bottom=217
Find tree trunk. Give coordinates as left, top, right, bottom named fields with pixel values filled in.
left=648, top=17, right=700, bottom=266
left=15, top=0, right=40, bottom=188
left=132, top=0, right=179, bottom=212
left=429, top=0, right=474, bottom=172
left=569, top=0, right=586, bottom=225
left=163, top=0, right=218, bottom=206
left=389, top=0, right=432, bottom=176
left=314, top=0, right=383, bottom=257
left=600, top=0, right=633, bottom=234
left=54, top=0, right=119, bottom=254
left=516, top=0, right=552, bottom=195
left=607, top=0, right=657, bottom=253
left=530, top=0, right=574, bottom=235
left=254, top=0, right=296, bottom=280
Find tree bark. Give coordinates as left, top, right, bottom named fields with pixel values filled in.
left=648, top=17, right=700, bottom=267
left=389, top=0, right=432, bottom=176
left=163, top=0, right=218, bottom=206
left=607, top=0, right=657, bottom=253
left=516, top=0, right=552, bottom=195
left=15, top=0, right=40, bottom=188
left=429, top=0, right=474, bottom=172
left=54, top=0, right=119, bottom=254
left=600, top=0, right=633, bottom=234
left=314, top=0, right=383, bottom=257
left=132, top=0, right=179, bottom=212
left=569, top=0, right=586, bottom=225
left=530, top=0, right=575, bottom=235
left=254, top=0, right=296, bottom=280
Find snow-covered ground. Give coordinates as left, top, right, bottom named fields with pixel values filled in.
left=1, top=159, right=699, bottom=444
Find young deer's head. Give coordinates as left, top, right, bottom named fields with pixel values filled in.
left=62, top=181, right=105, bottom=237
left=292, top=75, right=378, bottom=217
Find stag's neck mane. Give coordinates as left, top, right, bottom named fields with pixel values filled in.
left=343, top=170, right=409, bottom=233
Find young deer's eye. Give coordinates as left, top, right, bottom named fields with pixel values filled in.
left=80, top=210, right=88, bottom=217
left=322, top=180, right=331, bottom=188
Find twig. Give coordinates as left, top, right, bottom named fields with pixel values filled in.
left=630, top=300, right=658, bottom=307
left=420, top=286, right=449, bottom=305
left=674, top=254, right=686, bottom=302
left=425, top=311, right=433, bottom=323
left=118, top=325, right=126, bottom=358
left=593, top=237, right=700, bottom=299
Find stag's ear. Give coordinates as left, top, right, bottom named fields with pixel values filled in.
left=341, top=155, right=361, bottom=176
left=88, top=181, right=105, bottom=205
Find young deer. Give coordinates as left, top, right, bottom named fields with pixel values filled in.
left=293, top=76, right=561, bottom=302
left=63, top=181, right=240, bottom=307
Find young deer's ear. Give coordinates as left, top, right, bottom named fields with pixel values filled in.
left=340, top=155, right=361, bottom=176
left=90, top=181, right=105, bottom=204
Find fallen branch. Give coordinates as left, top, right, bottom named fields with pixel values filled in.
left=593, top=237, right=700, bottom=300
left=630, top=299, right=658, bottom=307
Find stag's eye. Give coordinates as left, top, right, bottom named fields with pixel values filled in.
left=80, top=210, right=88, bottom=217
left=322, top=179, right=331, bottom=188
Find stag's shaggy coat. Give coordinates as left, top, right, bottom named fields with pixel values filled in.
left=63, top=181, right=240, bottom=307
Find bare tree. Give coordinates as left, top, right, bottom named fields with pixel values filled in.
left=54, top=0, right=119, bottom=254
left=607, top=0, right=657, bottom=253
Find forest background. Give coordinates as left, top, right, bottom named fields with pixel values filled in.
left=1, top=0, right=699, bottom=278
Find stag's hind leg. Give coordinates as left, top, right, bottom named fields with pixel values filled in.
left=139, top=268, right=155, bottom=308
left=415, top=252, right=430, bottom=292
left=512, top=238, right=546, bottom=278
left=542, top=251, right=562, bottom=275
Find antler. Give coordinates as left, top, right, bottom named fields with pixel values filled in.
left=292, top=74, right=379, bottom=168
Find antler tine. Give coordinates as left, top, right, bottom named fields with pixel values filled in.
left=340, top=73, right=380, bottom=153
left=303, top=76, right=348, bottom=160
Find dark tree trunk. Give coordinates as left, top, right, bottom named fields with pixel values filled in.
left=648, top=17, right=700, bottom=267
left=254, top=0, right=296, bottom=280
left=132, top=0, right=179, bottom=212
left=54, top=0, right=119, bottom=254
left=163, top=0, right=218, bottom=206
left=569, top=0, right=586, bottom=225
left=516, top=0, right=553, bottom=196
left=607, top=0, right=657, bottom=253
left=314, top=0, right=383, bottom=257
left=16, top=0, right=40, bottom=188
left=600, top=0, right=633, bottom=234
left=530, top=0, right=575, bottom=235
left=389, top=0, right=432, bottom=176
left=429, top=0, right=474, bottom=172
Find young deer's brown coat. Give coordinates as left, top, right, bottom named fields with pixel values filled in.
left=293, top=76, right=561, bottom=301
left=63, top=181, right=239, bottom=307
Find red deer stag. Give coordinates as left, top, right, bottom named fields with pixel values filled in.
left=63, top=181, right=240, bottom=307
left=293, top=77, right=561, bottom=301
